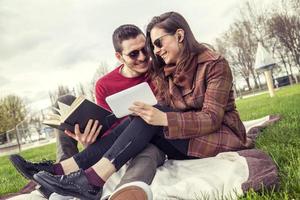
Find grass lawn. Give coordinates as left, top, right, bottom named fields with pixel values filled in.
left=0, top=143, right=57, bottom=196
left=0, top=84, right=299, bottom=199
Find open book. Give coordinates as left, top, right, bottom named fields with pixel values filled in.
left=43, top=95, right=117, bottom=134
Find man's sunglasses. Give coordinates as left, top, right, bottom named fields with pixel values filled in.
left=153, top=33, right=172, bottom=48
left=123, top=48, right=148, bottom=60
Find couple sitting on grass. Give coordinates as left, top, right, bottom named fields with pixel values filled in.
left=10, top=11, right=254, bottom=200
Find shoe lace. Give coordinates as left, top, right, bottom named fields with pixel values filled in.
left=68, top=170, right=81, bottom=178
left=59, top=170, right=83, bottom=185
left=58, top=170, right=102, bottom=196
left=31, top=159, right=54, bottom=170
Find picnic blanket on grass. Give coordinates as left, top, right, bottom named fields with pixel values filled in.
left=4, top=115, right=280, bottom=200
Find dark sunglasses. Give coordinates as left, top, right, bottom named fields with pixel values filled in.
left=153, top=34, right=172, bottom=48
left=123, top=47, right=148, bottom=60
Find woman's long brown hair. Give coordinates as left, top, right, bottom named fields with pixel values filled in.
left=146, top=12, right=208, bottom=104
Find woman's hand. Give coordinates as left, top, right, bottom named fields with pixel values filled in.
left=64, top=119, right=102, bottom=148
left=129, top=102, right=168, bottom=126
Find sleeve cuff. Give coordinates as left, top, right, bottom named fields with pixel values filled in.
left=164, top=112, right=182, bottom=139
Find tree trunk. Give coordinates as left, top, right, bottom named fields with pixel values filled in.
left=256, top=72, right=262, bottom=89
left=250, top=68, right=259, bottom=89
left=244, top=77, right=252, bottom=91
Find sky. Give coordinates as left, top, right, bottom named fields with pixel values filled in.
left=0, top=0, right=274, bottom=111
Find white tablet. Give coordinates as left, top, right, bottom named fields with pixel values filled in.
left=105, top=82, right=157, bottom=118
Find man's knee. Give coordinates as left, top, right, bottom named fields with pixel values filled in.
left=132, top=144, right=165, bottom=167
left=56, top=129, right=78, bottom=162
left=56, top=94, right=76, bottom=106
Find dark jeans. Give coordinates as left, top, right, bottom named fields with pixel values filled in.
left=73, top=118, right=131, bottom=169
left=55, top=95, right=166, bottom=186
left=57, top=119, right=166, bottom=186
left=73, top=105, right=193, bottom=171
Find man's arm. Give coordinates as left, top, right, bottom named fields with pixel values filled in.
left=64, top=120, right=102, bottom=148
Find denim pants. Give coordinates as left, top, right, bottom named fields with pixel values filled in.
left=73, top=105, right=193, bottom=171
left=55, top=95, right=166, bottom=187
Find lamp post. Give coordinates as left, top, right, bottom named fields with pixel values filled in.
left=15, top=122, right=23, bottom=152
left=254, top=42, right=276, bottom=97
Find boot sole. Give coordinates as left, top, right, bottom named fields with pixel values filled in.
left=109, top=185, right=148, bottom=200
left=36, top=184, right=53, bottom=199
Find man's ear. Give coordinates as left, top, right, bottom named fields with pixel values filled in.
left=115, top=52, right=123, bottom=62
left=176, top=29, right=185, bottom=43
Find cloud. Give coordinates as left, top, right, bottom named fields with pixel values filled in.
left=0, top=0, right=246, bottom=110
left=0, top=75, right=10, bottom=87
left=55, top=42, right=101, bottom=68
left=0, top=32, right=50, bottom=61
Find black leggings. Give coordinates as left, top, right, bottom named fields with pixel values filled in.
left=73, top=105, right=194, bottom=170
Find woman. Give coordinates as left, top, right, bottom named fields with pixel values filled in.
left=13, top=12, right=252, bottom=200
left=143, top=11, right=252, bottom=158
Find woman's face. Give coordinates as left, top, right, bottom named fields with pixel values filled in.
left=150, top=27, right=181, bottom=65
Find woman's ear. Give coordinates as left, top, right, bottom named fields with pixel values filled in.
left=176, top=29, right=185, bottom=43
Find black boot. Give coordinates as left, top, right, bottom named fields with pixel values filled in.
left=36, top=185, right=53, bottom=199
left=9, top=154, right=55, bottom=180
left=33, top=169, right=102, bottom=200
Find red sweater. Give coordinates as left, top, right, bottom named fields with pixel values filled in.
left=95, top=64, right=149, bottom=136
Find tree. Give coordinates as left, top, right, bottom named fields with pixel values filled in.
left=268, top=11, right=300, bottom=72
left=77, top=83, right=87, bottom=96
left=89, top=61, right=110, bottom=102
left=215, top=21, right=258, bottom=90
left=0, top=103, right=10, bottom=132
left=0, top=95, right=27, bottom=132
left=215, top=0, right=300, bottom=89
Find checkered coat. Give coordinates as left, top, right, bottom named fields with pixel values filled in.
left=163, top=50, right=252, bottom=158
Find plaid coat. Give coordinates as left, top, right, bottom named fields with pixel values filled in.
left=163, top=50, right=252, bottom=158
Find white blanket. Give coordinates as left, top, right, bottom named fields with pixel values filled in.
left=100, top=151, right=248, bottom=200
left=101, top=115, right=278, bottom=200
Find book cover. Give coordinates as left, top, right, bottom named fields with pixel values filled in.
left=43, top=96, right=118, bottom=135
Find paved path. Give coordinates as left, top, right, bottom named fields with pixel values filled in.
left=0, top=137, right=56, bottom=157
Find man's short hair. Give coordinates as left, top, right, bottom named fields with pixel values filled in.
left=112, top=24, right=144, bottom=53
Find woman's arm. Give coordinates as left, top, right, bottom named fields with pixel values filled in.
left=129, top=59, right=233, bottom=139
left=129, top=102, right=168, bottom=126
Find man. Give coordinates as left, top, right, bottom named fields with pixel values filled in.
left=10, top=24, right=165, bottom=200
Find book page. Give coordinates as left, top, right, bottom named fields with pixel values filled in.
left=61, top=95, right=85, bottom=122
left=52, top=107, right=61, bottom=115
left=43, top=113, right=61, bottom=126
left=57, top=101, right=70, bottom=117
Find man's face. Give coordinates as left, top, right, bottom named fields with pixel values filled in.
left=116, top=34, right=149, bottom=77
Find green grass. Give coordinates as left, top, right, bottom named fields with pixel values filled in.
left=236, top=84, right=300, bottom=200
left=0, top=143, right=57, bottom=196
left=0, top=84, right=300, bottom=199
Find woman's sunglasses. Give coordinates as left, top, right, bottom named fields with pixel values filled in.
left=153, top=34, right=172, bottom=48
left=123, top=47, right=148, bottom=60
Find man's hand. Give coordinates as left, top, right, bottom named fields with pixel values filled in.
left=64, top=119, right=102, bottom=148
left=129, top=102, right=168, bottom=126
